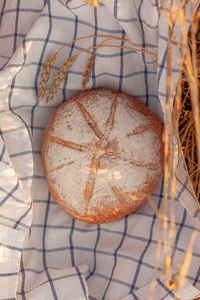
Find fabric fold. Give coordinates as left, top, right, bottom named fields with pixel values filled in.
left=0, top=225, right=25, bottom=299
left=17, top=264, right=90, bottom=300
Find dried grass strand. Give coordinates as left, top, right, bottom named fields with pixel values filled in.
left=53, top=35, right=157, bottom=57
left=175, top=227, right=199, bottom=292
left=147, top=225, right=163, bottom=300
left=88, top=44, right=157, bottom=55
left=160, top=0, right=182, bottom=50
left=161, top=4, right=175, bottom=284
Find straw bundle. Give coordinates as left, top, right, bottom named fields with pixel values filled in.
left=178, top=16, right=200, bottom=202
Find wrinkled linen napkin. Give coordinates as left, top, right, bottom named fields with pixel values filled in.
left=0, top=0, right=200, bottom=299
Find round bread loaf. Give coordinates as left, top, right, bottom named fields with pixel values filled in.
left=41, top=88, right=163, bottom=224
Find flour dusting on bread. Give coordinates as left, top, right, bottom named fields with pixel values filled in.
left=41, top=88, right=163, bottom=224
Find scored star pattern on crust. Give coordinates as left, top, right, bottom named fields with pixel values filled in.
left=47, top=93, right=157, bottom=215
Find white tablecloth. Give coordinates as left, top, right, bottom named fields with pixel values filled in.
left=0, top=0, right=200, bottom=299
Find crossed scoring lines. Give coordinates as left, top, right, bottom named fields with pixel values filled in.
left=47, top=93, right=157, bottom=215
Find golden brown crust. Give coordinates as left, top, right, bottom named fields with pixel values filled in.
left=41, top=88, right=164, bottom=224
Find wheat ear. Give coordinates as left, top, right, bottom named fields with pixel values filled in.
left=46, top=54, right=78, bottom=103
left=81, top=51, right=96, bottom=90
left=84, top=0, right=99, bottom=7
left=81, top=34, right=154, bottom=91
left=42, top=36, right=157, bottom=103
left=37, top=53, right=58, bottom=102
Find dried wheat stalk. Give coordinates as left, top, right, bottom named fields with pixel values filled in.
left=81, top=51, right=96, bottom=90
left=46, top=54, right=78, bottom=103
left=44, top=44, right=152, bottom=102
left=81, top=37, right=116, bottom=90
left=36, top=35, right=157, bottom=103
left=37, top=53, right=58, bottom=102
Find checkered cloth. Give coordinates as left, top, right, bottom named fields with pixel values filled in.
left=0, top=0, right=200, bottom=299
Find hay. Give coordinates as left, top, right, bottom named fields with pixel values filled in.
left=178, top=14, right=200, bottom=203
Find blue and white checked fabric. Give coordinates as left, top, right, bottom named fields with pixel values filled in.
left=0, top=0, right=200, bottom=299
